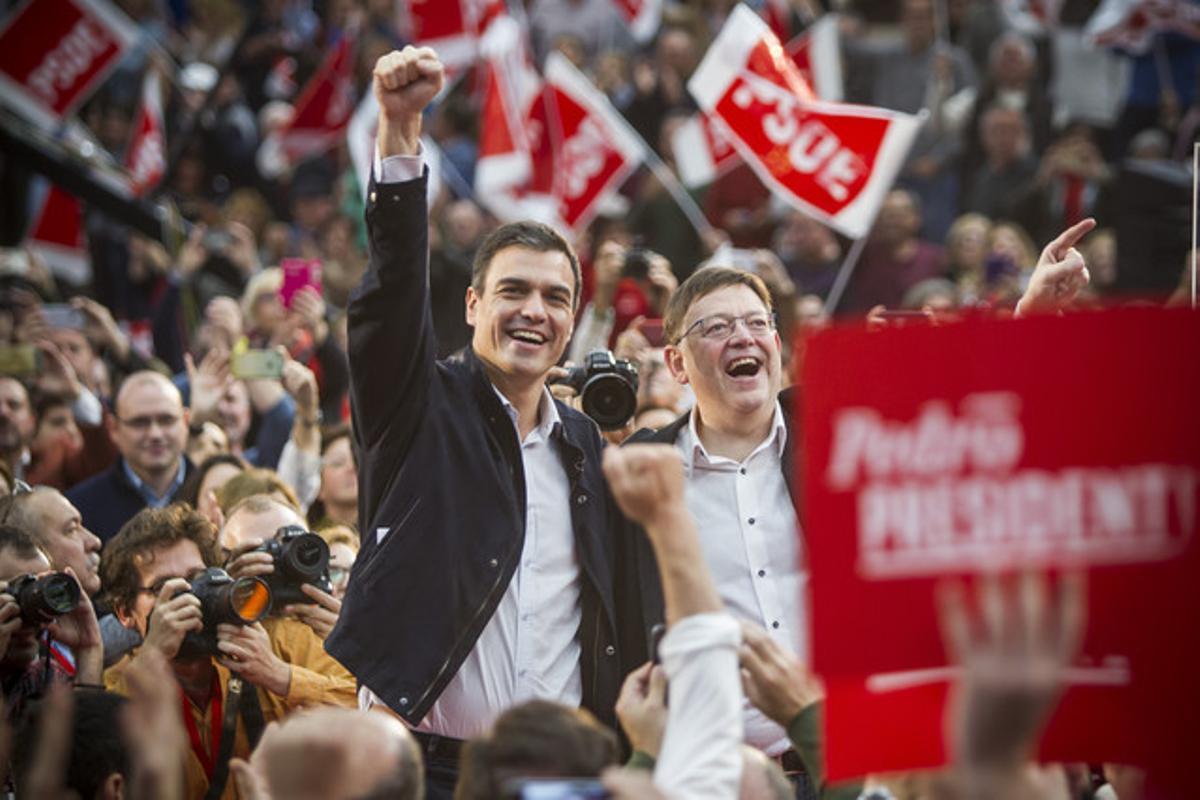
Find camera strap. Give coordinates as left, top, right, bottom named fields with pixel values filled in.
left=202, top=672, right=268, bottom=800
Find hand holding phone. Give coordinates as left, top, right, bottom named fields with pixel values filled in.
left=231, top=349, right=285, bottom=380
left=280, top=258, right=322, bottom=310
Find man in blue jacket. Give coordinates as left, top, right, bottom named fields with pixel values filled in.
left=325, top=46, right=631, bottom=799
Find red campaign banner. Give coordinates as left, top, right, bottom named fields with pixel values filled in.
left=0, top=0, right=138, bottom=127
left=800, top=308, right=1200, bottom=787
left=125, top=70, right=165, bottom=197
left=688, top=5, right=920, bottom=239
left=784, top=14, right=843, bottom=102
left=671, top=112, right=740, bottom=189
left=542, top=52, right=644, bottom=232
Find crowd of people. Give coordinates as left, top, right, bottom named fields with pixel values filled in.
left=0, top=0, right=1195, bottom=798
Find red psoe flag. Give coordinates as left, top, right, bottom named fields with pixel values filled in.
left=27, top=185, right=88, bottom=285
left=785, top=14, right=843, bottom=101
left=403, top=0, right=475, bottom=71
left=0, top=0, right=138, bottom=128
left=125, top=70, right=166, bottom=197
left=542, top=52, right=645, bottom=232
left=689, top=5, right=921, bottom=239
left=277, top=35, right=356, bottom=164
left=611, top=0, right=663, bottom=42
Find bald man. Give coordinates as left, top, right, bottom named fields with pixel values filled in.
left=67, top=371, right=193, bottom=542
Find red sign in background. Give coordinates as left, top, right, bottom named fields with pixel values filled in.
left=799, top=308, right=1200, bottom=790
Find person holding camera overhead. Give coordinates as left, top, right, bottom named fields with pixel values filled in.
left=100, top=504, right=351, bottom=800
left=325, top=47, right=634, bottom=799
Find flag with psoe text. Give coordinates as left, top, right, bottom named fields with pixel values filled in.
left=125, top=69, right=166, bottom=197
left=688, top=4, right=921, bottom=239
left=0, top=0, right=139, bottom=128
left=542, top=52, right=646, bottom=232
left=276, top=35, right=357, bottom=164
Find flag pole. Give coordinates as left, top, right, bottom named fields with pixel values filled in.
left=641, top=148, right=716, bottom=239
left=823, top=232, right=868, bottom=314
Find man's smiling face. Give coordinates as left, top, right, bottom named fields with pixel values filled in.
left=467, top=245, right=576, bottom=387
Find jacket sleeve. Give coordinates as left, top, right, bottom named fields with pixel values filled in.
left=346, top=173, right=435, bottom=527
left=265, top=618, right=358, bottom=712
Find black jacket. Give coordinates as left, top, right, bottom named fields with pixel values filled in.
left=325, top=173, right=630, bottom=730
left=66, top=457, right=194, bottom=544
left=621, top=389, right=800, bottom=651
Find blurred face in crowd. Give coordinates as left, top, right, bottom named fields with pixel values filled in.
left=24, top=489, right=102, bottom=595
left=221, top=499, right=305, bottom=552
left=445, top=201, right=485, bottom=253
left=902, top=0, right=936, bottom=51
left=467, top=246, right=577, bottom=388
left=116, top=539, right=206, bottom=639
left=0, top=547, right=53, bottom=672
left=874, top=191, right=922, bottom=247
left=0, top=378, right=34, bottom=456
left=216, top=381, right=252, bottom=449
left=33, top=402, right=82, bottom=454
left=991, top=36, right=1035, bottom=88
left=981, top=107, right=1028, bottom=166
left=187, top=421, right=230, bottom=467
left=319, top=437, right=357, bottom=512
left=775, top=211, right=840, bottom=265
left=47, top=328, right=97, bottom=387
left=948, top=215, right=991, bottom=273
left=251, top=290, right=287, bottom=338
left=197, top=461, right=244, bottom=526
left=110, top=374, right=189, bottom=480
left=666, top=285, right=782, bottom=424
left=657, top=27, right=699, bottom=77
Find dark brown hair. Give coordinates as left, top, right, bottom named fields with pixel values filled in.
left=471, top=222, right=582, bottom=309
left=663, top=266, right=773, bottom=344
left=100, top=504, right=220, bottom=614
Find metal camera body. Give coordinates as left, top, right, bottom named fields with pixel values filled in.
left=253, top=525, right=333, bottom=612
left=175, top=567, right=271, bottom=660
left=8, top=572, right=80, bottom=626
left=557, top=350, right=640, bottom=431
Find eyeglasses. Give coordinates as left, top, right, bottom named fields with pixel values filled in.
left=676, top=312, right=775, bottom=343
left=117, top=414, right=182, bottom=432
left=0, top=479, right=34, bottom=525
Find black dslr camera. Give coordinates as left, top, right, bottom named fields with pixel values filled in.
left=7, top=572, right=80, bottom=625
left=252, top=526, right=333, bottom=612
left=552, top=350, right=639, bottom=431
left=175, top=568, right=271, bottom=659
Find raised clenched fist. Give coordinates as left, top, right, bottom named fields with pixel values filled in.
left=373, top=47, right=445, bottom=156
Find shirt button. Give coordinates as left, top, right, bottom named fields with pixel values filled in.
left=772, top=621, right=780, bottom=629
left=757, top=569, right=766, bottom=578
left=605, top=645, right=616, bottom=656
left=488, top=558, right=499, bottom=568
left=740, top=468, right=747, bottom=475
left=748, top=517, right=756, bottom=525
left=369, top=191, right=377, bottom=203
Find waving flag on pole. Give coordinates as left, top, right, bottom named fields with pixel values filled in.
left=542, top=52, right=645, bottom=232
left=26, top=185, right=88, bottom=285
left=402, top=0, right=509, bottom=74
left=761, top=0, right=795, bottom=42
left=612, top=0, right=663, bottom=42
left=274, top=35, right=356, bottom=164
left=125, top=69, right=166, bottom=197
left=672, top=113, right=740, bottom=188
left=1085, top=0, right=1200, bottom=53
left=688, top=5, right=921, bottom=239
left=786, top=14, right=844, bottom=101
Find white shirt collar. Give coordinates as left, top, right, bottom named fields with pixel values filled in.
left=492, top=385, right=562, bottom=443
left=682, top=400, right=788, bottom=472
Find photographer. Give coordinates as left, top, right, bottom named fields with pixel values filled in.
left=100, top=504, right=340, bottom=799
left=0, top=525, right=102, bottom=722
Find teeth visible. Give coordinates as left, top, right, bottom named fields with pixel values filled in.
left=511, top=330, right=546, bottom=344
left=729, top=357, right=759, bottom=369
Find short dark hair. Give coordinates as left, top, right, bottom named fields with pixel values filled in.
left=471, top=222, right=582, bottom=309
left=663, top=266, right=773, bottom=344
left=454, top=700, right=618, bottom=800
left=0, top=524, right=44, bottom=563
left=100, top=504, right=220, bottom=615
left=13, top=689, right=130, bottom=799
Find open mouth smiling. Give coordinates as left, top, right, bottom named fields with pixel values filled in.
left=725, top=356, right=762, bottom=377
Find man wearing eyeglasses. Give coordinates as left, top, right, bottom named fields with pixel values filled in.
left=67, top=371, right=193, bottom=543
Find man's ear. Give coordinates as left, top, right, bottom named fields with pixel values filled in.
left=663, top=345, right=689, bottom=385
left=114, top=602, right=138, bottom=634
left=105, top=412, right=120, bottom=447
left=465, top=286, right=479, bottom=327
left=100, top=771, right=124, bottom=800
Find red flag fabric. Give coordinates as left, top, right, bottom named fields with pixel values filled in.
left=785, top=14, right=843, bottom=102
left=27, top=185, right=88, bottom=284
left=761, top=0, right=794, bottom=42
left=276, top=35, right=356, bottom=164
left=671, top=112, right=740, bottom=189
left=688, top=5, right=921, bottom=239
left=801, top=308, right=1200, bottom=788
left=125, top=70, right=166, bottom=197
left=542, top=52, right=645, bottom=232
left=0, top=0, right=138, bottom=127
left=402, top=0, right=507, bottom=73
left=611, top=0, right=663, bottom=42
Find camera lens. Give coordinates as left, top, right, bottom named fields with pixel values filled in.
left=228, top=577, right=271, bottom=623
left=279, top=532, right=329, bottom=581
left=14, top=573, right=80, bottom=625
left=39, top=575, right=79, bottom=614
left=582, top=374, right=637, bottom=431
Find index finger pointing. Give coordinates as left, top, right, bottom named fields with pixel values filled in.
left=1045, top=218, right=1096, bottom=260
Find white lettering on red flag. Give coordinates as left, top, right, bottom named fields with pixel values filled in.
left=542, top=52, right=644, bottom=232
left=125, top=70, right=165, bottom=197
left=689, top=5, right=921, bottom=239
left=0, top=0, right=138, bottom=127
left=785, top=14, right=843, bottom=102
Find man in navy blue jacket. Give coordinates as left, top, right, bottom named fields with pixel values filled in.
left=325, top=47, right=632, bottom=799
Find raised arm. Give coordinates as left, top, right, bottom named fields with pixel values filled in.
left=346, top=47, right=445, bottom=490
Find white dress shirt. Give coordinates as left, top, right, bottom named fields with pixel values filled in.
left=676, top=401, right=808, bottom=756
